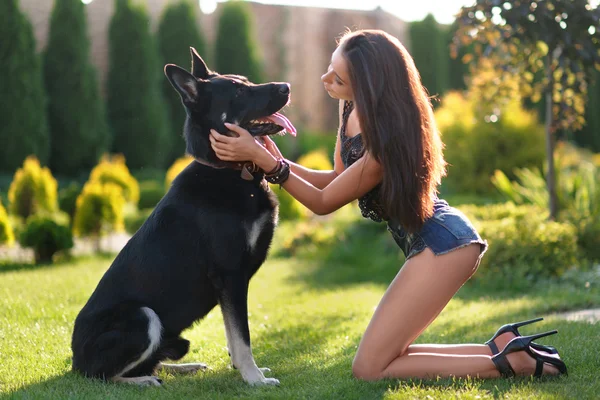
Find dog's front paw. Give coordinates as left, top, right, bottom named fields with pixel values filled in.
left=141, top=376, right=164, bottom=387
left=113, top=375, right=163, bottom=386
left=249, top=376, right=279, bottom=386
left=261, top=377, right=280, bottom=386
left=160, top=362, right=209, bottom=374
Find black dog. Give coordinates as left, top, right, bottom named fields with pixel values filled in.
left=71, top=48, right=295, bottom=386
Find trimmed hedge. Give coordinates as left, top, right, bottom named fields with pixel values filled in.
left=73, top=182, right=125, bottom=239
left=88, top=154, right=139, bottom=206
left=8, top=156, right=58, bottom=220
left=0, top=200, right=14, bottom=246
left=19, top=213, right=73, bottom=264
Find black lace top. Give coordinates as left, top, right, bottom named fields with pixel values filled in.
left=340, top=101, right=388, bottom=222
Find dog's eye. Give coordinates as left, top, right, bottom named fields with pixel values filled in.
left=236, top=87, right=246, bottom=97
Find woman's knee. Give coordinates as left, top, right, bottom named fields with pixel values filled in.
left=352, top=350, right=407, bottom=381
left=352, top=356, right=381, bottom=381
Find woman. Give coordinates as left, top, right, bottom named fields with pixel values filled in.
left=208, top=29, right=566, bottom=380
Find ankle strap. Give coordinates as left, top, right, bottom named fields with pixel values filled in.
left=492, top=353, right=516, bottom=378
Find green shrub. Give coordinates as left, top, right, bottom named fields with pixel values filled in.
left=73, top=182, right=125, bottom=241
left=491, top=143, right=600, bottom=262
left=409, top=14, right=450, bottom=100
left=214, top=1, right=263, bottom=82
left=89, top=154, right=139, bottom=206
left=165, top=155, right=193, bottom=190
left=124, top=208, right=153, bottom=235
left=459, top=203, right=579, bottom=288
left=8, top=156, right=58, bottom=220
left=0, top=200, right=14, bottom=246
left=0, top=0, right=50, bottom=172
left=58, top=182, right=82, bottom=221
left=138, top=181, right=164, bottom=210
left=436, top=91, right=546, bottom=195
left=573, top=217, right=600, bottom=263
left=107, top=0, right=169, bottom=169
left=18, top=213, right=73, bottom=264
left=43, top=0, right=109, bottom=175
left=296, top=149, right=333, bottom=171
left=157, top=0, right=206, bottom=164
left=270, top=184, right=307, bottom=221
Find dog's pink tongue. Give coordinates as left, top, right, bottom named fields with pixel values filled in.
left=267, top=112, right=296, bottom=136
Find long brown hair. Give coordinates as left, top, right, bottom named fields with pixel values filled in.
left=339, top=29, right=446, bottom=233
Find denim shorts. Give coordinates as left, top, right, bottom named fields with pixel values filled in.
left=386, top=198, right=488, bottom=261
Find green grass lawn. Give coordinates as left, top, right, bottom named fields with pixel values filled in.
left=1, top=208, right=599, bottom=399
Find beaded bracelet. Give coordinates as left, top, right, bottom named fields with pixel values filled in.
left=264, top=158, right=290, bottom=185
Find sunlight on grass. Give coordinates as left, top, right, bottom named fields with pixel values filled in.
left=1, top=230, right=598, bottom=398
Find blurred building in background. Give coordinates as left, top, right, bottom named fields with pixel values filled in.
left=20, top=0, right=408, bottom=133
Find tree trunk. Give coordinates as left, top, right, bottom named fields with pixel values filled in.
left=545, top=53, right=558, bottom=220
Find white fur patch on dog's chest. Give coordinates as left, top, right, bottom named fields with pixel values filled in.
left=246, top=212, right=271, bottom=251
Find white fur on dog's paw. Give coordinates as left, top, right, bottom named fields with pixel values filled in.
left=142, top=376, right=163, bottom=387
left=262, top=377, right=280, bottom=385
left=113, top=375, right=163, bottom=386
left=259, top=367, right=271, bottom=373
left=249, top=377, right=279, bottom=386
left=160, top=362, right=208, bottom=374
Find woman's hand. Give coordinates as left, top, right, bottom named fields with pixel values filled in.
left=209, top=123, right=264, bottom=162
left=263, top=136, right=284, bottom=159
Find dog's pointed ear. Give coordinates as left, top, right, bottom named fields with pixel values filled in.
left=190, top=47, right=210, bottom=79
left=165, top=64, right=200, bottom=104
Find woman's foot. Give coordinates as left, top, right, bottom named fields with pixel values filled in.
left=505, top=346, right=562, bottom=377
left=491, top=331, right=567, bottom=378
left=491, top=332, right=561, bottom=359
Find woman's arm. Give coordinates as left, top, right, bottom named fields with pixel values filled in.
left=254, top=146, right=382, bottom=215
left=210, top=122, right=382, bottom=216
left=261, top=100, right=346, bottom=189
left=286, top=136, right=343, bottom=189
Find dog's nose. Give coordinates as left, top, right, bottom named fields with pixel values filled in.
left=278, top=84, right=290, bottom=95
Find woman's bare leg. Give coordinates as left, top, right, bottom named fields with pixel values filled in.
left=407, top=344, right=492, bottom=355
left=352, top=245, right=559, bottom=380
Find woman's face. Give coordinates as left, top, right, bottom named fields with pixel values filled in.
left=321, top=46, right=353, bottom=101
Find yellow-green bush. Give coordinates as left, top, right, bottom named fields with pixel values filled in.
left=436, top=91, right=546, bottom=195
left=89, top=154, right=139, bottom=206
left=296, top=149, right=333, bottom=171
left=73, top=182, right=125, bottom=238
left=165, top=155, right=193, bottom=190
left=0, top=200, right=14, bottom=246
left=19, top=213, right=73, bottom=264
left=8, top=156, right=58, bottom=220
left=459, top=202, right=578, bottom=288
left=270, top=184, right=307, bottom=221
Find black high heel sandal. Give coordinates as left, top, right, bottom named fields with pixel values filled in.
left=491, top=330, right=568, bottom=378
left=486, top=317, right=559, bottom=355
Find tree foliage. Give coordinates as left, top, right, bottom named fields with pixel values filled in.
left=44, top=0, right=110, bottom=175
left=452, top=0, right=600, bottom=218
left=107, top=0, right=170, bottom=170
left=214, top=1, right=263, bottom=82
left=409, top=14, right=450, bottom=100
left=157, top=0, right=207, bottom=164
left=0, top=0, right=50, bottom=172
